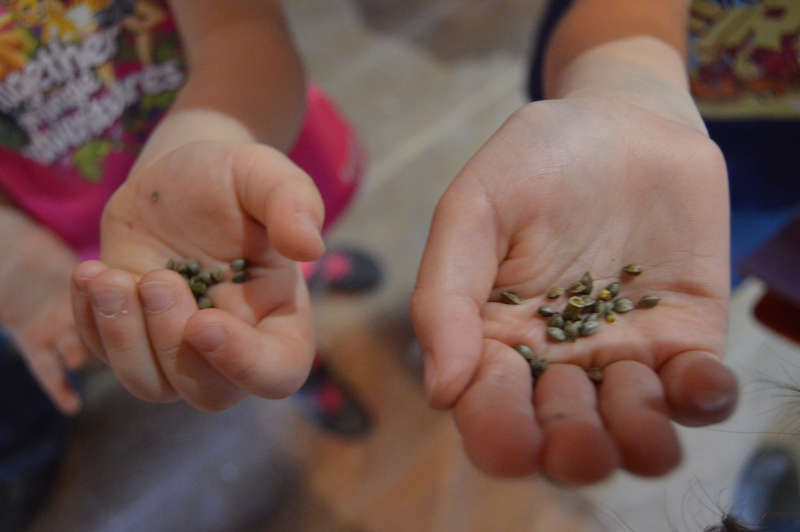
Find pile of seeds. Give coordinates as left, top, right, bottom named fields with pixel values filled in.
left=166, top=258, right=251, bottom=309
left=503, top=264, right=660, bottom=385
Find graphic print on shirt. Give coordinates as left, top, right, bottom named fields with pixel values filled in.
left=689, top=0, right=800, bottom=118
left=0, top=0, right=184, bottom=180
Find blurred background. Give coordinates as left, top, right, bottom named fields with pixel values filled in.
left=15, top=1, right=800, bottom=530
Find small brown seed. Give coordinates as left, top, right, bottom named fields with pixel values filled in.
left=597, top=289, right=612, bottom=301
left=232, top=271, right=251, bottom=283
left=187, top=259, right=201, bottom=276
left=501, top=291, right=521, bottom=305
left=537, top=305, right=555, bottom=317
left=587, top=367, right=603, bottom=383
left=547, top=287, right=565, bottom=299
left=549, top=313, right=565, bottom=329
left=622, top=264, right=643, bottom=276
left=563, top=296, right=585, bottom=321
left=613, top=298, right=635, bottom=313
left=638, top=295, right=660, bottom=308
left=567, top=281, right=587, bottom=294
left=512, top=344, right=536, bottom=362
left=564, top=321, right=581, bottom=342
left=197, top=296, right=213, bottom=309
left=579, top=272, right=593, bottom=294
left=547, top=327, right=566, bottom=342
left=231, top=259, right=248, bottom=272
left=607, top=282, right=621, bottom=298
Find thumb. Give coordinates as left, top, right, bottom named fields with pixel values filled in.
left=232, top=144, right=326, bottom=262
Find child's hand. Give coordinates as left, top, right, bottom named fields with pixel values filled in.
left=0, top=208, right=90, bottom=415
left=411, top=97, right=737, bottom=485
left=71, top=140, right=326, bottom=412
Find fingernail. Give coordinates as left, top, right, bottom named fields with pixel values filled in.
left=695, top=391, right=735, bottom=413
left=188, top=324, right=228, bottom=354
left=295, top=212, right=324, bottom=247
left=140, top=281, right=175, bottom=313
left=90, top=288, right=124, bottom=317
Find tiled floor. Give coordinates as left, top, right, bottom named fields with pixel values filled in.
left=27, top=1, right=800, bottom=531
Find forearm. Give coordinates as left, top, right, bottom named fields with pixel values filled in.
left=138, top=0, right=306, bottom=166
left=543, top=0, right=689, bottom=98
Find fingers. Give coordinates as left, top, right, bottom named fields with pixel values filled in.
left=453, top=340, right=542, bottom=477
left=232, top=144, right=326, bottom=263
left=22, top=344, right=82, bottom=416
left=411, top=188, right=499, bottom=409
left=598, top=360, right=681, bottom=477
left=534, top=363, right=620, bottom=485
left=659, top=350, right=738, bottom=427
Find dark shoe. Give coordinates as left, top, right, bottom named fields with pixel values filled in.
left=0, top=331, right=72, bottom=532
left=302, top=247, right=382, bottom=294
left=733, top=443, right=800, bottom=531
left=294, top=356, right=372, bottom=437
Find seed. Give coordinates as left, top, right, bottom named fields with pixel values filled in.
left=177, top=262, right=189, bottom=275
left=231, top=258, right=248, bottom=272
left=547, top=286, right=565, bottom=299
left=529, top=357, right=548, bottom=382
left=513, top=344, right=536, bottom=362
left=232, top=271, right=251, bottom=283
left=199, top=272, right=213, bottom=285
left=187, top=259, right=201, bottom=276
left=580, top=295, right=596, bottom=312
left=549, top=313, right=565, bottom=329
left=583, top=312, right=599, bottom=323
left=595, top=300, right=612, bottom=317
left=197, top=296, right=213, bottom=309
left=613, top=298, right=635, bottom=313
left=210, top=267, right=223, bottom=283
left=587, top=367, right=603, bottom=383
left=622, top=264, right=643, bottom=276
left=501, top=291, right=521, bottom=305
left=597, top=289, right=612, bottom=301
left=563, top=296, right=585, bottom=321
left=567, top=281, right=587, bottom=294
left=607, top=282, right=621, bottom=298
left=580, top=320, right=600, bottom=336
left=537, top=305, right=555, bottom=317
left=547, top=327, right=566, bottom=342
left=579, top=271, right=593, bottom=294
left=564, top=321, right=581, bottom=342
left=165, top=258, right=177, bottom=270
left=638, top=295, right=660, bottom=308
left=605, top=313, right=617, bottom=323
left=190, top=277, right=208, bottom=296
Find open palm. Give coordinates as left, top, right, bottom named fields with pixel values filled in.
left=411, top=98, right=737, bottom=485
left=72, top=141, right=326, bottom=411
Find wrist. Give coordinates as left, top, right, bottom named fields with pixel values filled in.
left=553, top=36, right=706, bottom=134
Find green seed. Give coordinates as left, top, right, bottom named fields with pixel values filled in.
left=197, top=296, right=213, bottom=309
left=580, top=320, right=600, bottom=336
left=537, top=305, right=555, bottom=317
left=549, top=313, right=565, bottom=329
left=598, top=289, right=612, bottom=301
left=622, top=264, right=643, bottom=276
left=547, top=327, right=566, bottom=342
left=547, top=287, right=565, bottom=299
left=563, top=296, right=585, bottom=321
left=190, top=278, right=208, bottom=296
left=210, top=267, right=223, bottom=283
left=564, top=321, right=581, bottom=342
left=595, top=300, right=612, bottom=317
left=580, top=295, right=596, bottom=312
left=613, top=298, right=635, bottom=313
left=199, top=272, right=213, bottom=285
left=567, top=281, right=587, bottom=295
left=166, top=258, right=177, bottom=270
left=529, top=357, right=548, bottom=382
left=501, top=291, right=521, bottom=305
left=513, top=344, right=536, bottom=362
left=587, top=367, right=603, bottom=383
left=605, top=313, right=617, bottom=323
left=232, top=271, right=251, bottom=283
left=638, top=295, right=660, bottom=308
left=187, top=259, right=201, bottom=276
left=607, top=282, right=621, bottom=298
left=231, top=259, right=248, bottom=272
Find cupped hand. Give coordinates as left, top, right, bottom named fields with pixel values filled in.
left=411, top=98, right=737, bottom=485
left=0, top=208, right=90, bottom=415
left=72, top=141, right=326, bottom=412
